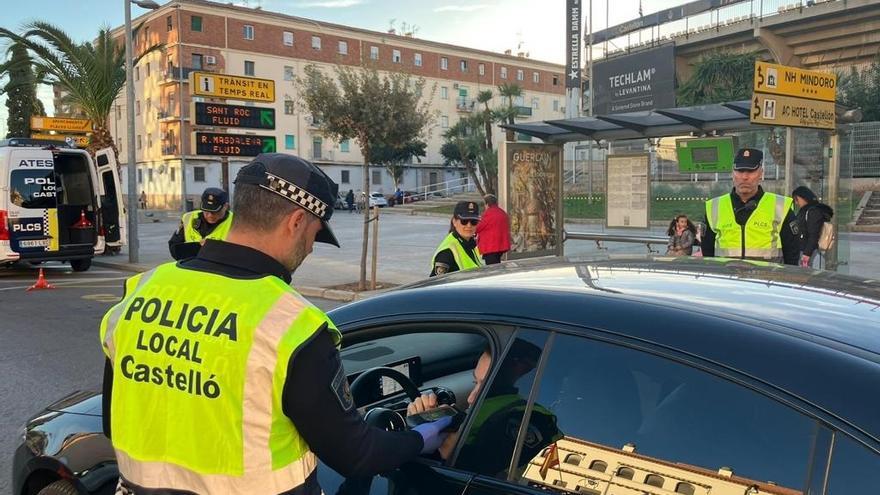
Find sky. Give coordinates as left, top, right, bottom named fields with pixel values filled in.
left=0, top=0, right=684, bottom=137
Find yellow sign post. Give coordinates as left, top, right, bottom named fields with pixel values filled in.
left=30, top=133, right=91, bottom=148
left=191, top=71, right=275, bottom=103
left=751, top=61, right=837, bottom=130
left=30, top=116, right=93, bottom=133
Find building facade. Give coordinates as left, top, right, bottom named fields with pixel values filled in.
left=109, top=0, right=566, bottom=209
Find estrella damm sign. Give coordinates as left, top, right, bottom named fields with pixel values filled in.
left=193, top=102, right=275, bottom=130
left=194, top=132, right=276, bottom=156
left=753, top=61, right=836, bottom=102
left=30, top=116, right=93, bottom=133
left=191, top=71, right=275, bottom=103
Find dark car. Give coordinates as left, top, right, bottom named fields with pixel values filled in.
left=13, top=258, right=880, bottom=495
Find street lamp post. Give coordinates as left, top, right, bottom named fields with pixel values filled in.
left=124, top=0, right=159, bottom=263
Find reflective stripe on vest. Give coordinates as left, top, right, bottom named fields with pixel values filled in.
left=98, top=263, right=341, bottom=494
left=706, top=193, right=792, bottom=261
left=431, top=233, right=482, bottom=272
left=182, top=211, right=234, bottom=243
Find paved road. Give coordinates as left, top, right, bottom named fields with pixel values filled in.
left=0, top=262, right=343, bottom=492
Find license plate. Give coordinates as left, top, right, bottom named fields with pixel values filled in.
left=19, top=239, right=49, bottom=248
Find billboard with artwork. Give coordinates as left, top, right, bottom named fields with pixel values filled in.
left=593, top=45, right=676, bottom=115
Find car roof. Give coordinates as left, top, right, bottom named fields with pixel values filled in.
left=330, top=257, right=880, bottom=446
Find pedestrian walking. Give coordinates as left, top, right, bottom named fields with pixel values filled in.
left=100, top=153, right=451, bottom=494
left=430, top=201, right=482, bottom=276
left=168, top=187, right=234, bottom=260
left=345, top=188, right=355, bottom=213
left=666, top=214, right=697, bottom=256
left=702, top=148, right=799, bottom=265
left=475, top=194, right=511, bottom=264
left=792, top=185, right=834, bottom=268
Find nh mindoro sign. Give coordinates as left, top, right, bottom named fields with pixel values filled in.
left=751, top=61, right=837, bottom=130
left=195, top=132, right=276, bottom=156
left=193, top=102, right=276, bottom=130
left=191, top=72, right=275, bottom=103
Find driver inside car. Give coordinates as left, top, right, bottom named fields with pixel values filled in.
left=406, top=339, right=562, bottom=477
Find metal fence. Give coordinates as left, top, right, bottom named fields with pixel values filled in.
left=846, top=122, right=880, bottom=178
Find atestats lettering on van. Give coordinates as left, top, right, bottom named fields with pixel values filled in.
left=18, top=159, right=54, bottom=168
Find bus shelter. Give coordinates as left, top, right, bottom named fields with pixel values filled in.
left=499, top=100, right=859, bottom=272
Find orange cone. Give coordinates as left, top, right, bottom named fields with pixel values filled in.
left=27, top=268, right=56, bottom=291
left=72, top=209, right=93, bottom=228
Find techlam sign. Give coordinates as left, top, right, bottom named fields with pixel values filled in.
left=593, top=45, right=676, bottom=115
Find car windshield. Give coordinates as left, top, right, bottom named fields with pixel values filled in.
left=371, top=193, right=383, bottom=197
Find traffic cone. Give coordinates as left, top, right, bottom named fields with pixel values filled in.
left=27, top=268, right=56, bottom=291
left=72, top=209, right=93, bottom=228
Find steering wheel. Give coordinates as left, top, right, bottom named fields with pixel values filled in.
left=350, top=367, right=422, bottom=432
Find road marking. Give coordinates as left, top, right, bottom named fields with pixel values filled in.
left=82, top=293, right=122, bottom=303
left=0, top=276, right=128, bottom=292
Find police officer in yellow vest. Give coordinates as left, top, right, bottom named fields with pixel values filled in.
left=101, top=153, right=451, bottom=494
left=168, top=187, right=234, bottom=260
left=702, top=148, right=799, bottom=265
left=430, top=201, right=483, bottom=276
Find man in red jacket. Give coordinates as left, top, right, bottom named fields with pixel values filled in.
left=476, top=194, right=511, bottom=264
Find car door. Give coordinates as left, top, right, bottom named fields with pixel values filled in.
left=461, top=330, right=832, bottom=495
left=94, top=147, right=126, bottom=247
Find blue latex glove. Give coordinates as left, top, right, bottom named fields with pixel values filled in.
left=412, top=415, right=453, bottom=454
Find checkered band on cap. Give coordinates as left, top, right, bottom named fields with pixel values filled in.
left=261, top=173, right=329, bottom=219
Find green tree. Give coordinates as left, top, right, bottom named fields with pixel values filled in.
left=837, top=56, right=880, bottom=121
left=371, top=139, right=427, bottom=189
left=677, top=51, right=759, bottom=106
left=440, top=115, right=493, bottom=197
left=298, top=63, right=435, bottom=290
left=496, top=83, right=523, bottom=141
left=0, top=42, right=45, bottom=138
left=0, top=22, right=161, bottom=156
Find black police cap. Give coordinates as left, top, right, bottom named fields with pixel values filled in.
left=234, top=153, right=340, bottom=247
left=453, top=201, right=480, bottom=220
left=733, top=148, right=764, bottom=171
left=200, top=187, right=228, bottom=212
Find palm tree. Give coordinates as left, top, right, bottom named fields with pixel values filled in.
left=476, top=89, right=494, bottom=151
left=0, top=22, right=162, bottom=157
left=677, top=51, right=758, bottom=106
left=496, top=83, right=523, bottom=141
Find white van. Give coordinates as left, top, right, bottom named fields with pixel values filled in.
left=0, top=138, right=126, bottom=271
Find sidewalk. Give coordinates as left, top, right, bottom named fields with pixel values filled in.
left=94, top=209, right=880, bottom=301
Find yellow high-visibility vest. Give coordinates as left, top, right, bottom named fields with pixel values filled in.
left=182, top=211, right=234, bottom=243
left=706, top=192, right=792, bottom=261
left=431, top=233, right=482, bottom=273
left=99, top=262, right=340, bottom=494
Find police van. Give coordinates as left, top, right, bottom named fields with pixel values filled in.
left=0, top=138, right=126, bottom=271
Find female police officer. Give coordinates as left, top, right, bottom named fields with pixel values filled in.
left=430, top=201, right=483, bottom=276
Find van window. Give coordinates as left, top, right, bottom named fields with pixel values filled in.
left=55, top=154, right=93, bottom=205
left=10, top=169, right=58, bottom=209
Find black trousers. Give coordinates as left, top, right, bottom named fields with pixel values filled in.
left=482, top=252, right=503, bottom=265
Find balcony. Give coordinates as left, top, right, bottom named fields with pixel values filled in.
left=162, top=144, right=179, bottom=156
left=160, top=67, right=195, bottom=85
left=157, top=108, right=189, bottom=122
left=456, top=98, right=476, bottom=113
left=514, top=106, right=533, bottom=118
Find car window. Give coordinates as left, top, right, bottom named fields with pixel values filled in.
left=826, top=434, right=880, bottom=494
left=453, top=329, right=551, bottom=478
left=507, top=333, right=818, bottom=494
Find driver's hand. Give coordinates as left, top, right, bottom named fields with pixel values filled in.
left=407, top=392, right=438, bottom=415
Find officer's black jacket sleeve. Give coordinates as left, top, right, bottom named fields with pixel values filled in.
left=781, top=208, right=799, bottom=265
left=430, top=249, right=458, bottom=277
left=701, top=215, right=716, bottom=258
left=102, top=358, right=113, bottom=439
left=168, top=222, right=187, bottom=260
left=282, top=330, right=423, bottom=477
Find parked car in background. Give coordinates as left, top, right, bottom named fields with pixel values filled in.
left=334, top=193, right=346, bottom=210
left=12, top=257, right=880, bottom=495
left=368, top=192, right=388, bottom=208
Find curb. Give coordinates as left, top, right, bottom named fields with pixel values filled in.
left=92, top=259, right=367, bottom=302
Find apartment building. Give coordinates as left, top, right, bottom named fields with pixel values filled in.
left=109, top=0, right=567, bottom=208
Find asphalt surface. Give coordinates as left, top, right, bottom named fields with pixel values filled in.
left=0, top=261, right=344, bottom=492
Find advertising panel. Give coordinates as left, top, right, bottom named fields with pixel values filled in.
left=606, top=153, right=650, bottom=229
left=593, top=45, right=675, bottom=115
left=565, top=0, right=582, bottom=89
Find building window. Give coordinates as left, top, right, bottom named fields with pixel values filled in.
left=440, top=86, right=448, bottom=100
left=589, top=460, right=607, bottom=472
left=146, top=98, right=152, bottom=114
left=191, top=15, right=202, bottom=32
left=340, top=139, right=350, bottom=152
left=147, top=133, right=152, bottom=149
left=284, top=99, right=294, bottom=115
left=517, top=69, right=524, bottom=81
left=338, top=40, right=348, bottom=55
left=146, top=62, right=151, bottom=77
left=616, top=467, right=635, bottom=480
left=135, top=66, right=139, bottom=81
left=284, top=66, right=294, bottom=81
left=244, top=60, right=255, bottom=76
left=675, top=482, right=696, bottom=495
left=116, top=106, right=121, bottom=120
left=440, top=115, right=448, bottom=128
left=500, top=66, right=507, bottom=79
left=285, top=134, right=296, bottom=150
left=137, top=135, right=142, bottom=150
left=371, top=170, right=381, bottom=185
left=533, top=72, right=540, bottom=83
left=167, top=15, right=173, bottom=31
left=459, top=60, right=468, bottom=72
left=552, top=480, right=567, bottom=488
left=553, top=74, right=559, bottom=85
left=170, top=167, right=176, bottom=182
left=553, top=99, right=559, bottom=111
left=137, top=168, right=143, bottom=184
left=515, top=95, right=525, bottom=106
left=341, top=170, right=350, bottom=184
left=644, top=475, right=665, bottom=488
left=312, top=136, right=322, bottom=159
left=414, top=53, right=422, bottom=66
left=392, top=49, right=401, bottom=63
left=194, top=166, right=206, bottom=182
left=531, top=97, right=539, bottom=110
left=192, top=53, right=203, bottom=70
left=311, top=36, right=321, bottom=50
left=370, top=46, right=379, bottom=60
left=478, top=63, right=485, bottom=76
left=243, top=24, right=254, bottom=40
left=136, top=100, right=141, bottom=116
left=283, top=31, right=294, bottom=46
left=147, top=167, right=154, bottom=183
left=440, top=57, right=448, bottom=70
left=563, top=454, right=583, bottom=466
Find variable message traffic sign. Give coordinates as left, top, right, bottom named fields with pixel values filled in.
left=30, top=116, right=93, bottom=133
left=751, top=61, right=836, bottom=130
left=195, top=132, right=276, bottom=156
left=193, top=102, right=275, bottom=129
left=191, top=72, right=275, bottom=103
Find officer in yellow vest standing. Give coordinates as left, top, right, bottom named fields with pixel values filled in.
left=101, top=153, right=452, bottom=494
left=430, top=201, right=483, bottom=276
left=168, top=187, right=234, bottom=260
left=702, top=148, right=799, bottom=265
